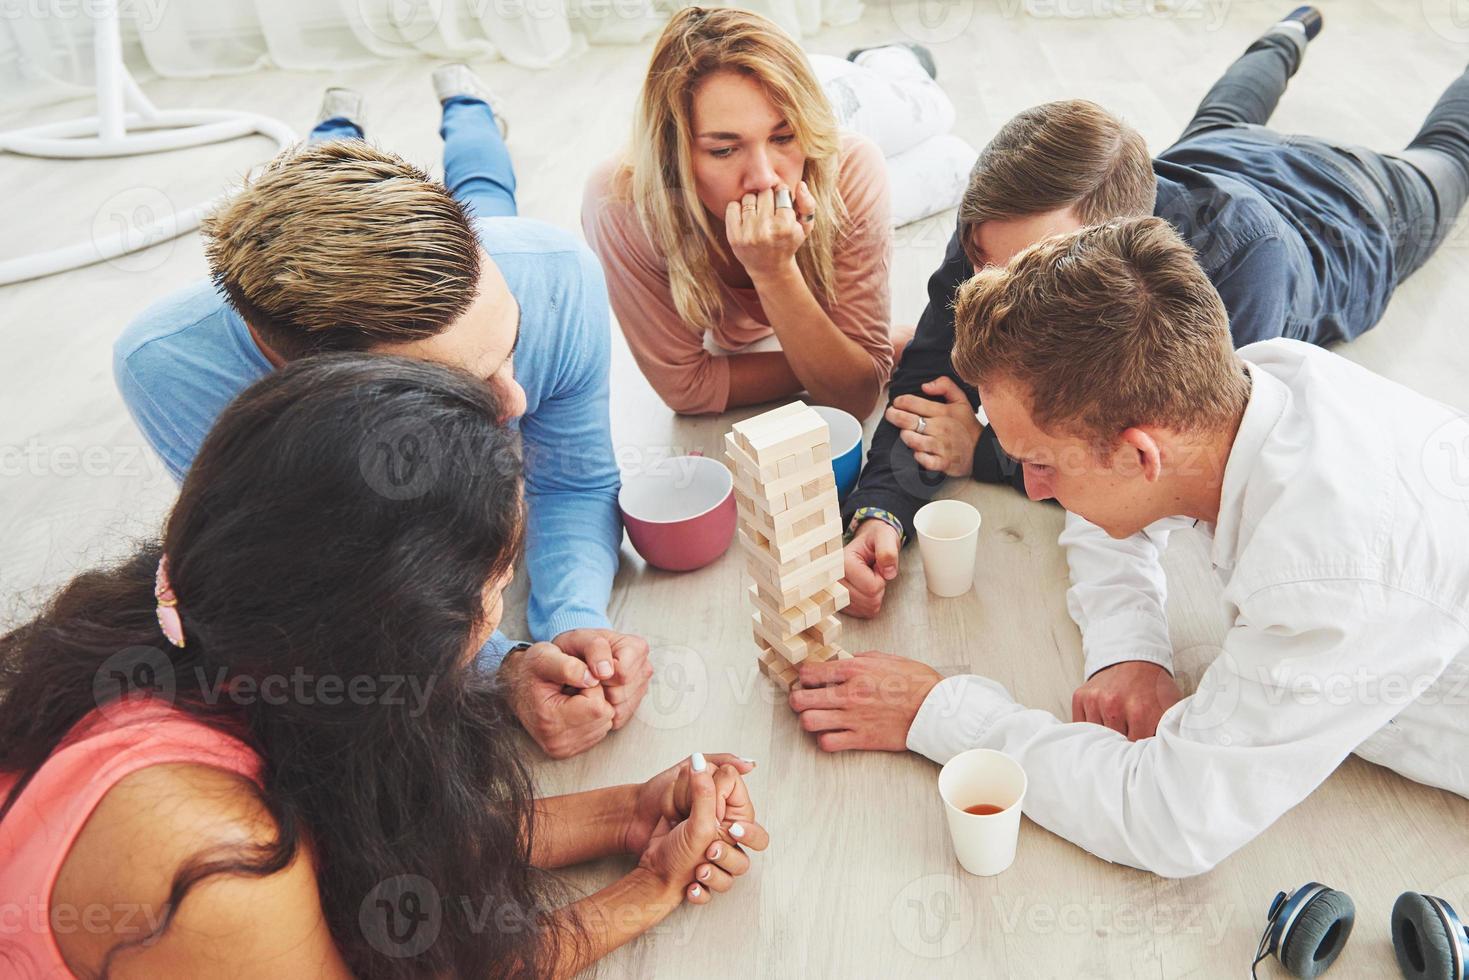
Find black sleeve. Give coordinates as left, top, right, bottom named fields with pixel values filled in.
left=841, top=223, right=1026, bottom=543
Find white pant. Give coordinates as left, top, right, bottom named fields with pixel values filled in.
left=811, top=47, right=978, bottom=226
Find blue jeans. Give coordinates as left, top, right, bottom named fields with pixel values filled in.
left=1176, top=29, right=1469, bottom=289
left=310, top=96, right=517, bottom=218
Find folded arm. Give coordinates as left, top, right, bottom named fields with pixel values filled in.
left=908, top=579, right=1465, bottom=876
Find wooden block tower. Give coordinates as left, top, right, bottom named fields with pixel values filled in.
left=726, top=401, right=852, bottom=690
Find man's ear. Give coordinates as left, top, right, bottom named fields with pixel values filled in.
left=961, top=223, right=982, bottom=269
left=1118, top=427, right=1163, bottom=482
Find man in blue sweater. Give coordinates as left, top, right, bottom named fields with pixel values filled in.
left=114, top=68, right=649, bottom=759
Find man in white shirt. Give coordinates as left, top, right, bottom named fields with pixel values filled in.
left=789, top=216, right=1469, bottom=876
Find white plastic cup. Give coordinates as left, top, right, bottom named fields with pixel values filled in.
left=913, top=499, right=981, bottom=597
left=937, top=749, right=1027, bottom=876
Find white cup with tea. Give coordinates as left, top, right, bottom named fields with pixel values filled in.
left=937, top=748, right=1027, bottom=876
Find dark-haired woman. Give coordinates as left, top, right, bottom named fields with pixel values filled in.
left=0, top=354, right=765, bottom=978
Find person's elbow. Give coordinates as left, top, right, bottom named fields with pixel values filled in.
left=657, top=380, right=721, bottom=416
left=1116, top=825, right=1238, bottom=879
left=823, top=373, right=880, bottom=420
left=827, top=388, right=877, bottom=421
left=1139, top=849, right=1223, bottom=880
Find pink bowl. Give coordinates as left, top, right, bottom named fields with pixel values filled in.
left=619, top=455, right=736, bottom=572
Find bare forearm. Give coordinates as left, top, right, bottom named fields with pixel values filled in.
left=754, top=262, right=879, bottom=417
left=531, top=785, right=637, bottom=868
left=546, top=868, right=683, bottom=979
left=724, top=350, right=803, bottom=410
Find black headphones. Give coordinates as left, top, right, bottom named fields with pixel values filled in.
left=1253, top=882, right=1469, bottom=979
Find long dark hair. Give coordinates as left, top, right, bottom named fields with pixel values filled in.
left=0, top=354, right=577, bottom=977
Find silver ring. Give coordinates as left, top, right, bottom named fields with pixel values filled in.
left=915, top=416, right=927, bottom=435
left=775, top=187, right=793, bottom=210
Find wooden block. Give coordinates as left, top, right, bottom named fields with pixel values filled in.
left=829, top=580, right=850, bottom=612
left=756, top=641, right=800, bottom=690
left=749, top=584, right=813, bottom=634
left=749, top=580, right=846, bottom=627
left=733, top=463, right=836, bottom=517
left=734, top=528, right=840, bottom=581
left=750, top=565, right=847, bottom=615
left=725, top=433, right=772, bottom=482
left=732, top=403, right=829, bottom=464
left=731, top=456, right=833, bottom=512
left=731, top=402, right=818, bottom=458
left=810, top=615, right=842, bottom=645
left=763, top=511, right=841, bottom=566
left=733, top=402, right=810, bottom=443
left=737, top=491, right=840, bottom=545
left=800, top=474, right=836, bottom=503
left=752, top=611, right=837, bottom=665
left=831, top=645, right=853, bottom=660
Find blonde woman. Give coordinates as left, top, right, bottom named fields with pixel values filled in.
left=582, top=7, right=899, bottom=418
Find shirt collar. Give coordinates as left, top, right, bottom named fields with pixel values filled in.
left=1209, top=360, right=1290, bottom=571
left=222, top=302, right=274, bottom=373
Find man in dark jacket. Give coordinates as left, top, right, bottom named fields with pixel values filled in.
left=842, top=6, right=1469, bottom=649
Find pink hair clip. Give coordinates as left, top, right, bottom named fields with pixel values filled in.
left=154, top=555, right=186, bottom=648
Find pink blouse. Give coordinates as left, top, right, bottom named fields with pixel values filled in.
left=0, top=697, right=261, bottom=977
left=582, top=131, right=894, bottom=414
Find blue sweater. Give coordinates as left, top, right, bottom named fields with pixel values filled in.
left=113, top=217, right=623, bottom=668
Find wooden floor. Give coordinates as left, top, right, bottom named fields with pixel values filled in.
left=4, top=0, right=1469, bottom=976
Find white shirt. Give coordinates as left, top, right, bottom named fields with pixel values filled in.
left=906, top=339, right=1469, bottom=877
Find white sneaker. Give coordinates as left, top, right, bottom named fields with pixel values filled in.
left=432, top=64, right=508, bottom=139
left=315, top=87, right=366, bottom=129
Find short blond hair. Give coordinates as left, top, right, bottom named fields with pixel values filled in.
left=960, top=100, right=1155, bottom=244
left=203, top=140, right=481, bottom=359
left=953, top=216, right=1249, bottom=449
left=619, top=6, right=847, bottom=335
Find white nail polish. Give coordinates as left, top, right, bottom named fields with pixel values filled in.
left=729, top=822, right=745, bottom=839
left=690, top=884, right=702, bottom=898
left=739, top=756, right=756, bottom=765
left=699, top=867, right=711, bottom=880
left=691, top=752, right=707, bottom=772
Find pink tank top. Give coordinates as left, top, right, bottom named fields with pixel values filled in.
left=0, top=697, right=261, bottom=978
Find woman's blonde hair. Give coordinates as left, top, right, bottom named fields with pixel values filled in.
left=621, top=6, right=847, bottom=334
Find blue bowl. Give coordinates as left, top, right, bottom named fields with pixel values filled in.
left=814, top=405, right=864, bottom=503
